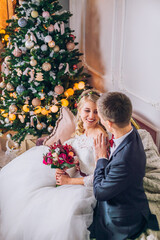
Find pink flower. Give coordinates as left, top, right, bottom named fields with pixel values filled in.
left=59, top=153, right=67, bottom=161
left=46, top=157, right=52, bottom=164
left=43, top=158, right=48, bottom=165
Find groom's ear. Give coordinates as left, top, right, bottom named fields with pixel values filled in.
left=107, top=120, right=113, bottom=129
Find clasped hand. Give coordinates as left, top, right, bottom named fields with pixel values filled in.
left=94, top=133, right=108, bottom=161
left=55, top=169, right=70, bottom=185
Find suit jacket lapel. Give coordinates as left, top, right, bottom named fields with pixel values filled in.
left=109, top=129, right=136, bottom=162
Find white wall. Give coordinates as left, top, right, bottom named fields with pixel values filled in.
left=69, top=0, right=160, bottom=130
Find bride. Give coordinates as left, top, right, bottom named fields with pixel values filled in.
left=0, top=89, right=108, bottom=240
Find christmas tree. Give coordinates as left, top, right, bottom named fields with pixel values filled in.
left=0, top=0, right=90, bottom=145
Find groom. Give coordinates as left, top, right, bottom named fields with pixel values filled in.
left=89, top=92, right=159, bottom=240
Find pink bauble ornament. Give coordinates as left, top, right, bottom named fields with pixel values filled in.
left=32, top=98, right=41, bottom=107
left=54, top=85, right=64, bottom=95
left=48, top=41, right=55, bottom=48
left=45, top=35, right=52, bottom=43
left=47, top=24, right=54, bottom=32
left=42, top=11, right=50, bottom=19
left=12, top=47, right=22, bottom=57
left=66, top=42, right=75, bottom=51
left=42, top=62, right=51, bottom=71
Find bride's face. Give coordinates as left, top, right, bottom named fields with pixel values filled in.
left=79, top=100, right=99, bottom=129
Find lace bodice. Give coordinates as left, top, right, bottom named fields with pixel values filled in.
left=65, top=134, right=95, bottom=187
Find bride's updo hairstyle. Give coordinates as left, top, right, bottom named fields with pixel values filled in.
left=75, top=89, right=101, bottom=135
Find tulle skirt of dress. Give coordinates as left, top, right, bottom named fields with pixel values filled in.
left=0, top=146, right=96, bottom=240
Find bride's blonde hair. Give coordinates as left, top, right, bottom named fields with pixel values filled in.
left=75, top=89, right=101, bottom=136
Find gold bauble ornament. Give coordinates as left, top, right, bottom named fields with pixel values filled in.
left=6, top=83, right=14, bottom=91
left=34, top=106, right=42, bottom=114
left=78, top=81, right=85, bottom=89
left=73, top=83, right=79, bottom=90
left=61, top=99, right=69, bottom=107
left=48, top=41, right=55, bottom=48
left=54, top=85, right=64, bottom=95
left=9, top=114, right=16, bottom=121
left=66, top=42, right=75, bottom=51
left=9, top=104, right=18, bottom=113
left=30, top=58, right=37, bottom=66
left=1, top=111, right=8, bottom=118
left=4, top=34, right=9, bottom=42
left=22, top=104, right=30, bottom=112
left=54, top=45, right=60, bottom=52
left=42, top=62, right=51, bottom=71
left=32, top=98, right=41, bottom=107
left=64, top=88, right=74, bottom=97
left=31, top=11, right=38, bottom=18
left=50, top=105, right=58, bottom=113
left=41, top=108, right=48, bottom=115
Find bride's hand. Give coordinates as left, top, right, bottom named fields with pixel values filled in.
left=56, top=173, right=71, bottom=185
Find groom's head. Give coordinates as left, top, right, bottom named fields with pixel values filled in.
left=97, top=92, right=132, bottom=131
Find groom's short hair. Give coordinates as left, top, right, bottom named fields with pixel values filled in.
left=97, top=92, right=132, bottom=128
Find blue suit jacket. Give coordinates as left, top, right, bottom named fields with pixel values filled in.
left=90, top=127, right=156, bottom=240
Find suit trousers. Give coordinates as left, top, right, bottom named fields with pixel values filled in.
left=89, top=212, right=147, bottom=240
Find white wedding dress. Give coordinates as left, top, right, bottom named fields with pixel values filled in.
left=0, top=134, right=96, bottom=240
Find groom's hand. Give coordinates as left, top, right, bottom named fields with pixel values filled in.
left=94, top=133, right=108, bottom=161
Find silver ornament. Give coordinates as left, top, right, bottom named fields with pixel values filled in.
left=6, top=133, right=12, bottom=139
left=18, top=18, right=27, bottom=28
left=41, top=44, right=48, bottom=51
left=47, top=125, right=54, bottom=133
left=16, top=85, right=26, bottom=95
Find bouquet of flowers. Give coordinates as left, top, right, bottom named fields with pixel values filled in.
left=43, top=140, right=76, bottom=170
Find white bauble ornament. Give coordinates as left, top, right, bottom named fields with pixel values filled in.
left=6, top=83, right=14, bottom=91
left=6, top=133, right=12, bottom=139
left=47, top=125, right=54, bottom=133
left=25, top=40, right=34, bottom=49
left=19, top=0, right=27, bottom=5
left=30, top=58, right=37, bottom=67
left=0, top=81, right=6, bottom=88
left=31, top=11, right=38, bottom=18
left=36, top=123, right=43, bottom=130
left=4, top=118, right=10, bottom=124
left=42, top=62, right=51, bottom=71
left=41, top=44, right=48, bottom=51
left=9, top=104, right=18, bottom=113
left=42, top=11, right=50, bottom=19
left=54, top=45, right=60, bottom=52
left=66, top=42, right=75, bottom=51
left=48, top=41, right=55, bottom=48
left=48, top=24, right=54, bottom=32
left=4, top=56, right=11, bottom=65
left=32, top=98, right=41, bottom=107
left=18, top=18, right=27, bottom=27
left=54, top=85, right=64, bottom=95
left=45, top=35, right=52, bottom=43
